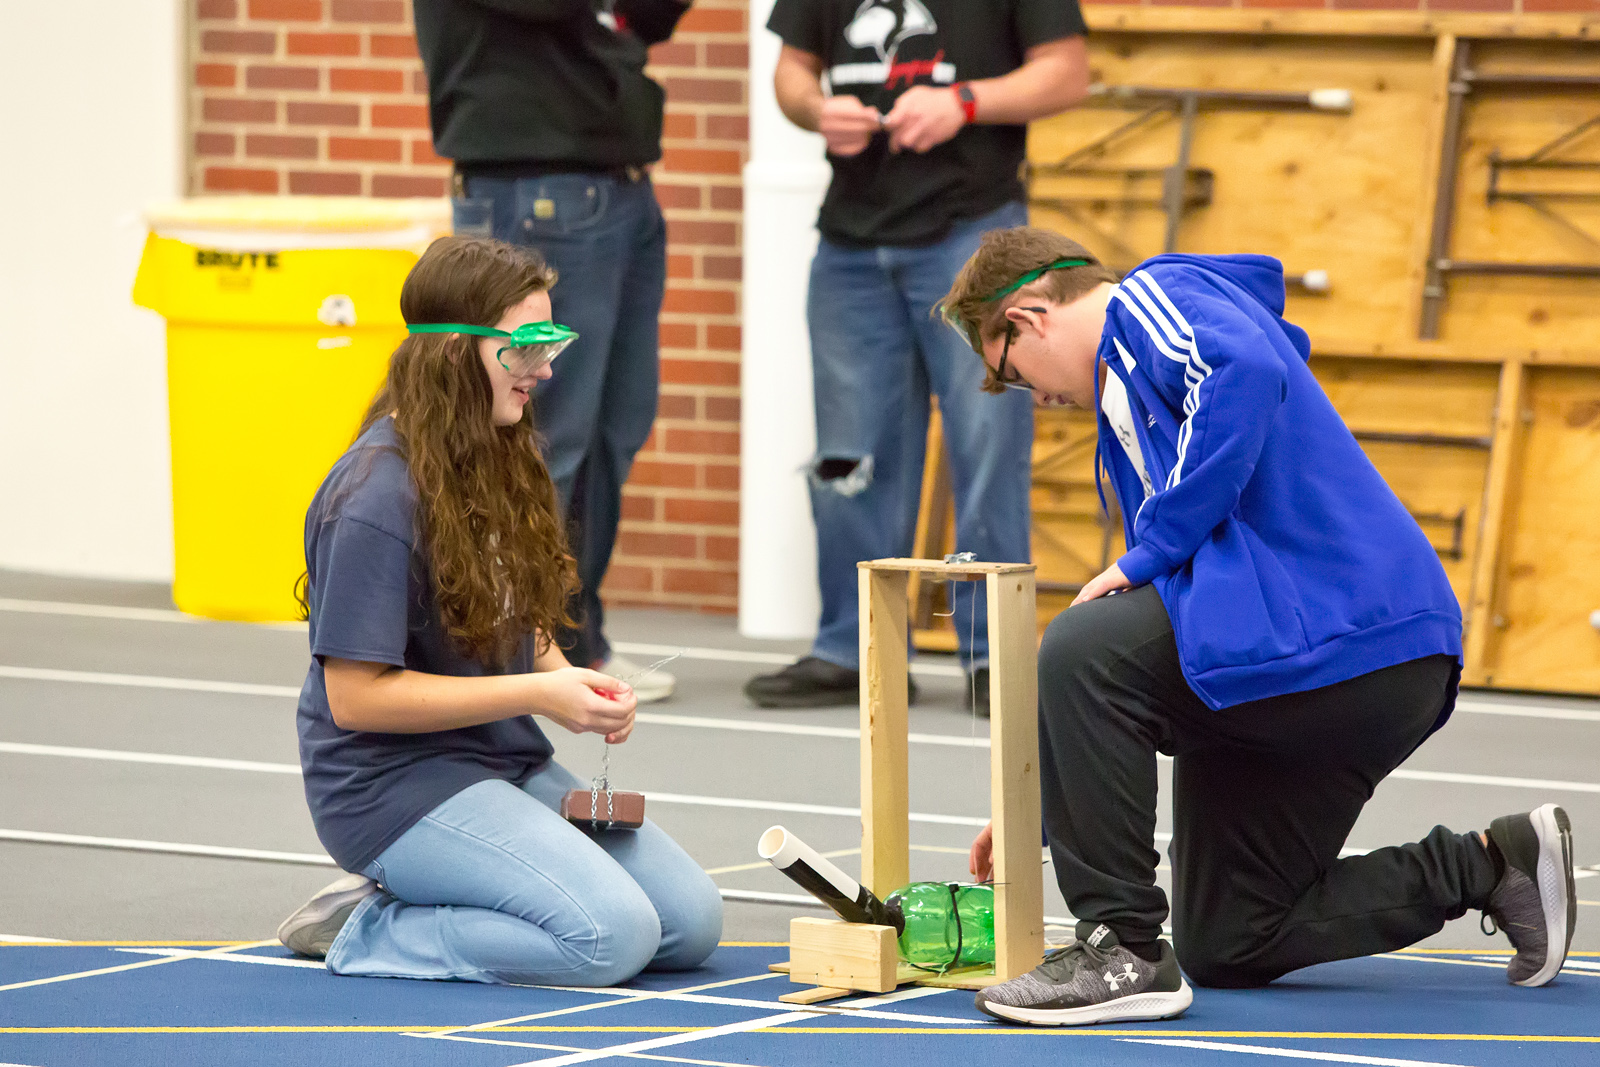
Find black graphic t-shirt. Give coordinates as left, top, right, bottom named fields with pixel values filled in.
left=768, top=0, right=1087, bottom=247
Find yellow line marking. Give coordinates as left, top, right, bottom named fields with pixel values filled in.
left=3, top=1026, right=1597, bottom=1042
left=0, top=940, right=255, bottom=947
left=0, top=940, right=277, bottom=992
left=716, top=942, right=787, bottom=947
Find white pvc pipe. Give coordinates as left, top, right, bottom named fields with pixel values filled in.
left=758, top=824, right=864, bottom=904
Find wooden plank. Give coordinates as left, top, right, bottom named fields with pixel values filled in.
left=1314, top=342, right=1600, bottom=368
left=909, top=405, right=954, bottom=626
left=1463, top=359, right=1528, bottom=684
left=1083, top=6, right=1600, bottom=41
left=860, top=558, right=1036, bottom=578
left=788, top=917, right=899, bottom=994
left=779, top=986, right=853, bottom=1005
left=859, top=566, right=910, bottom=897
left=986, top=570, right=1045, bottom=981
left=907, top=964, right=1005, bottom=990
left=1409, top=33, right=1460, bottom=340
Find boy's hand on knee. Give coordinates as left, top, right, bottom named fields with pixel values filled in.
left=1071, top=563, right=1131, bottom=607
left=970, top=821, right=994, bottom=882
left=533, top=668, right=637, bottom=739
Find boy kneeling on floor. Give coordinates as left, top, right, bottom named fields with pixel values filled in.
left=941, top=228, right=1576, bottom=1027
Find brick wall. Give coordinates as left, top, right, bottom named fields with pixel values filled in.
left=188, top=0, right=748, bottom=613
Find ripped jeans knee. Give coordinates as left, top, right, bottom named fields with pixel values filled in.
left=809, top=454, right=875, bottom=497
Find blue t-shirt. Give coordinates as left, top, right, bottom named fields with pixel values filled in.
left=296, top=416, right=554, bottom=873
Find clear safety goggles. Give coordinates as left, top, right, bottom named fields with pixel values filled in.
left=407, top=320, right=579, bottom=377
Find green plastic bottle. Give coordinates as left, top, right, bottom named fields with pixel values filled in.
left=885, top=882, right=995, bottom=970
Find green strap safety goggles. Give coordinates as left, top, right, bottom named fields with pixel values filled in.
left=983, top=257, right=1091, bottom=302
left=407, top=320, right=579, bottom=376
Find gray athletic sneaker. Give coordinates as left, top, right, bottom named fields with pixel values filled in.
left=277, top=873, right=379, bottom=959
left=1483, top=803, right=1575, bottom=987
left=974, top=921, right=1193, bottom=1026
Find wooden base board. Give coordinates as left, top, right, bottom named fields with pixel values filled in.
left=769, top=958, right=1003, bottom=999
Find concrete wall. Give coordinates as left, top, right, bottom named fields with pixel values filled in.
left=0, top=1, right=184, bottom=581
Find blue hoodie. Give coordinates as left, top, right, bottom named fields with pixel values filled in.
left=1096, top=253, right=1463, bottom=713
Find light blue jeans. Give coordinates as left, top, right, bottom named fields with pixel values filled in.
left=326, top=762, right=723, bottom=986
left=807, top=200, right=1035, bottom=671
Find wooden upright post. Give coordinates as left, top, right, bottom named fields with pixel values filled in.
left=859, top=566, right=910, bottom=896
left=987, top=569, right=1045, bottom=980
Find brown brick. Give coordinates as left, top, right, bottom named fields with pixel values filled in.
left=1328, top=0, right=1416, bottom=7
left=705, top=114, right=748, bottom=142
left=331, top=0, right=405, bottom=21
left=649, top=42, right=697, bottom=67
left=203, top=96, right=278, bottom=123
left=664, top=428, right=740, bottom=456
left=704, top=463, right=740, bottom=492
left=661, top=359, right=739, bottom=387
left=666, top=218, right=737, bottom=246
left=654, top=182, right=702, bottom=210
left=194, top=131, right=237, bottom=157
left=289, top=170, right=363, bottom=194
left=663, top=77, right=744, bottom=105
left=709, top=184, right=743, bottom=212
left=663, top=567, right=739, bottom=598
left=618, top=530, right=699, bottom=558
left=702, top=255, right=741, bottom=282
left=329, top=135, right=404, bottom=162
left=663, top=112, right=698, bottom=139
left=705, top=396, right=741, bottom=423
left=287, top=100, right=360, bottom=125
left=705, top=43, right=749, bottom=69
left=372, top=173, right=449, bottom=197
left=706, top=535, right=739, bottom=563
left=248, top=0, right=322, bottom=19
left=203, top=166, right=281, bottom=193
left=1521, top=0, right=1600, bottom=8
left=331, top=67, right=406, bottom=93
left=659, top=322, right=699, bottom=349
left=657, top=392, right=697, bottom=419
left=679, top=7, right=744, bottom=32
left=664, top=287, right=738, bottom=316
left=665, top=498, right=739, bottom=526
left=705, top=324, right=741, bottom=351
left=287, top=32, right=362, bottom=55
left=246, top=133, right=319, bottom=159
left=660, top=147, right=743, bottom=176
left=246, top=64, right=320, bottom=90
left=372, top=103, right=431, bottom=128
left=369, top=32, right=419, bottom=58
left=1428, top=0, right=1512, bottom=9
left=195, top=63, right=237, bottom=88
left=201, top=30, right=278, bottom=54
left=411, top=139, right=448, bottom=165
left=1241, top=0, right=1326, bottom=6
left=413, top=70, right=430, bottom=94
left=629, top=459, right=698, bottom=489
left=601, top=563, right=656, bottom=594
left=198, top=0, right=239, bottom=17
left=667, top=254, right=696, bottom=280
left=620, top=493, right=659, bottom=522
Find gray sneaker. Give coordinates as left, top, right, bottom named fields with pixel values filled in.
left=277, top=873, right=379, bottom=959
left=1483, top=804, right=1575, bottom=987
left=975, top=922, right=1193, bottom=1026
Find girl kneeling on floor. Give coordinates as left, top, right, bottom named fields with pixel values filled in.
left=277, top=235, right=722, bottom=985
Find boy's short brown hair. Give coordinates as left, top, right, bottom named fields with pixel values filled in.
left=938, top=227, right=1119, bottom=394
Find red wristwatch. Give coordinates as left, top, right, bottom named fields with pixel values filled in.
left=954, top=83, right=978, bottom=125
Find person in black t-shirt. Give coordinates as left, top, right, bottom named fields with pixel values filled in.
left=413, top=0, right=694, bottom=704
left=744, top=0, right=1091, bottom=712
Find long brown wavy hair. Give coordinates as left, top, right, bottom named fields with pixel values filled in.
left=357, top=235, right=577, bottom=668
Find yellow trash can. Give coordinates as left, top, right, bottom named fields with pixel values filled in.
left=132, top=196, right=450, bottom=622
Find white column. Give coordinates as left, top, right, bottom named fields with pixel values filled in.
left=738, top=0, right=831, bottom=639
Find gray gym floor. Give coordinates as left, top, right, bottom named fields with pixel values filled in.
left=0, top=566, right=1595, bottom=955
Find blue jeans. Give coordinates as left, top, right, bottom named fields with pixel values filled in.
left=455, top=173, right=667, bottom=667
left=326, top=761, right=723, bottom=986
left=807, top=201, right=1034, bottom=671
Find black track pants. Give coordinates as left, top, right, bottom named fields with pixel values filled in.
left=1038, top=584, right=1497, bottom=989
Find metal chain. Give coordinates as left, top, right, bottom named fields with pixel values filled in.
left=586, top=651, right=686, bottom=831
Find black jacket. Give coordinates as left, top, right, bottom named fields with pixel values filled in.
left=414, top=0, right=690, bottom=170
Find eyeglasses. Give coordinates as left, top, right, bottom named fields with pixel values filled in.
left=995, top=306, right=1047, bottom=391
left=406, top=320, right=579, bottom=377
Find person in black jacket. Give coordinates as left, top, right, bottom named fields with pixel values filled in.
left=414, top=0, right=693, bottom=702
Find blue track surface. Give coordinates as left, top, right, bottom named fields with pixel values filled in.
left=2, top=943, right=1596, bottom=1067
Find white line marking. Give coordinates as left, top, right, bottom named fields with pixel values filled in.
left=405, top=1031, right=771, bottom=1067
left=1377, top=953, right=1600, bottom=978
left=1123, top=1038, right=1476, bottom=1067
left=504, top=1009, right=821, bottom=1067
left=115, top=948, right=325, bottom=969
left=1385, top=768, right=1600, bottom=794
left=0, top=934, right=65, bottom=943
left=1454, top=697, right=1600, bottom=724
left=0, top=828, right=336, bottom=866
left=636, top=712, right=989, bottom=749
left=0, top=597, right=306, bottom=630
left=612, top=641, right=966, bottom=679
left=0, top=665, right=299, bottom=698
left=0, top=939, right=276, bottom=993
left=0, top=741, right=301, bottom=775
left=645, top=791, right=989, bottom=827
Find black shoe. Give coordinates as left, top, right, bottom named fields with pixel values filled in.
left=974, top=921, right=1192, bottom=1026
left=1483, top=804, right=1575, bottom=986
left=965, top=667, right=990, bottom=718
left=744, top=656, right=917, bottom=709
